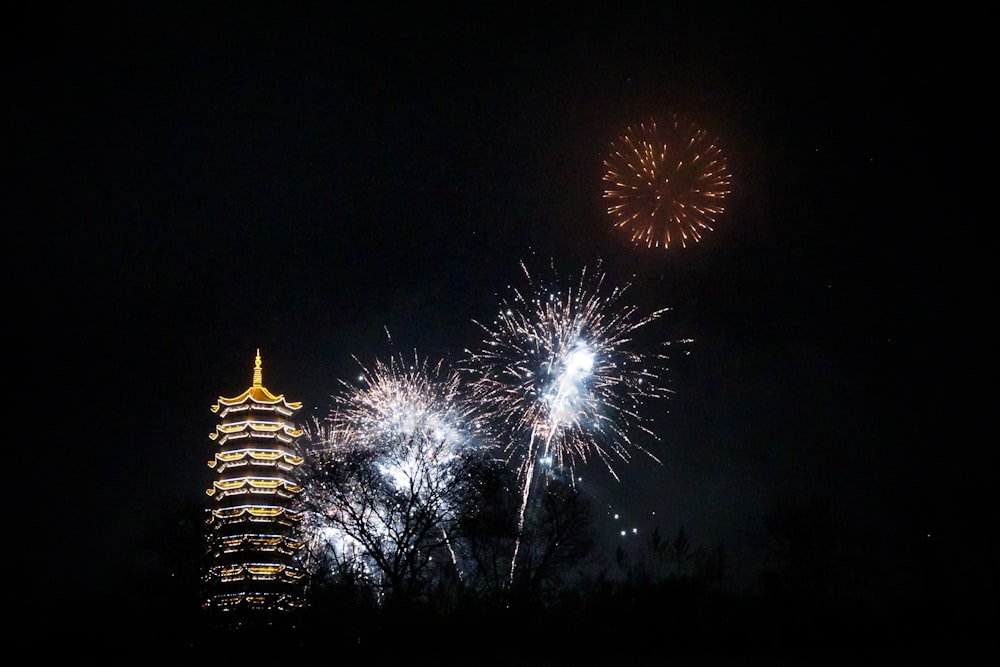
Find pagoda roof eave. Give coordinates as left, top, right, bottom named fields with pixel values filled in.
left=217, top=385, right=303, bottom=409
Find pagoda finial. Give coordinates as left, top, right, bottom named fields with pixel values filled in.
left=253, top=348, right=263, bottom=388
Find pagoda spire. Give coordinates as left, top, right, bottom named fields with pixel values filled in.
left=253, top=348, right=263, bottom=388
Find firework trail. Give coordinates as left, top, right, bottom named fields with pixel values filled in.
left=462, top=259, right=681, bottom=580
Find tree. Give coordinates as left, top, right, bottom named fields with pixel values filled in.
left=755, top=493, right=868, bottom=602
left=302, top=431, right=476, bottom=611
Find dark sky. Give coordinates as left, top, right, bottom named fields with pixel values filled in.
left=12, top=5, right=984, bottom=606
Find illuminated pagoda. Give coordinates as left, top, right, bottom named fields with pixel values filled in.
left=204, top=349, right=308, bottom=629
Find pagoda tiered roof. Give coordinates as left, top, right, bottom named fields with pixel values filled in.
left=210, top=349, right=303, bottom=412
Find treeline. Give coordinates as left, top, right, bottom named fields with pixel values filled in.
left=66, top=483, right=987, bottom=664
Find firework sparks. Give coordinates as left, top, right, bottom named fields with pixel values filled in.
left=304, top=352, right=487, bottom=588
left=462, top=260, right=682, bottom=579
left=603, top=113, right=732, bottom=249
left=327, top=352, right=481, bottom=465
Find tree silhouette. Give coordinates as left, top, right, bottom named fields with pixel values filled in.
left=301, top=432, right=476, bottom=610
left=755, top=493, right=868, bottom=602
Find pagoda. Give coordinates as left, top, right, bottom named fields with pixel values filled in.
left=203, top=350, right=308, bottom=629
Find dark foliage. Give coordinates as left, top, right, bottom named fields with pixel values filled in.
left=42, top=490, right=990, bottom=664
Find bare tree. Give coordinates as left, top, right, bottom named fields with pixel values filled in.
left=302, top=430, right=479, bottom=610
left=455, top=459, right=598, bottom=611
left=754, top=493, right=868, bottom=603
left=511, top=475, right=598, bottom=605
left=612, top=525, right=729, bottom=593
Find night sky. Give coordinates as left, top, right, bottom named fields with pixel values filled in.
left=13, top=3, right=986, bottom=633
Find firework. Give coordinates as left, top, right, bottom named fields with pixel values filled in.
left=304, top=352, right=486, bottom=591
left=603, top=113, right=731, bottom=249
left=324, top=352, right=482, bottom=465
left=462, top=260, right=680, bottom=578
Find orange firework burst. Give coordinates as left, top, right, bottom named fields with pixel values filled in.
left=602, top=114, right=732, bottom=249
